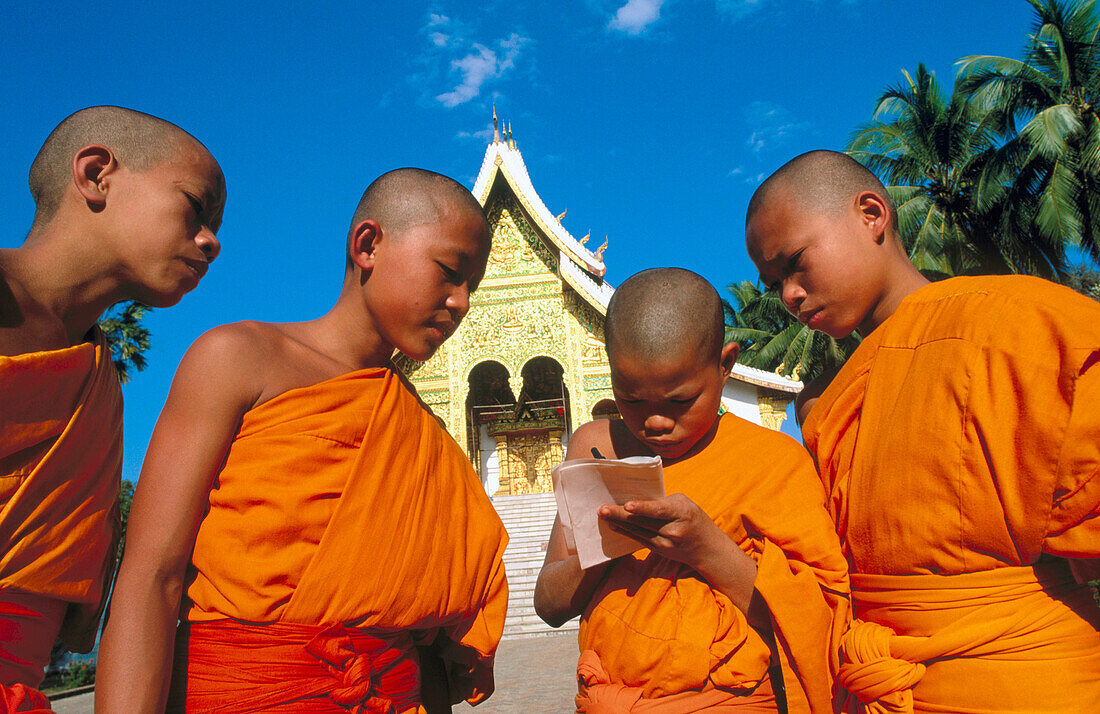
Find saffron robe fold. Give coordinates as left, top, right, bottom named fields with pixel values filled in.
left=802, top=275, right=1100, bottom=713
left=0, top=329, right=122, bottom=674
left=577, top=414, right=850, bottom=713
left=175, top=368, right=508, bottom=711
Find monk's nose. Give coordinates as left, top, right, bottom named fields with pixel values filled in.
left=197, top=228, right=221, bottom=263
left=643, top=414, right=675, bottom=433
left=447, top=286, right=471, bottom=319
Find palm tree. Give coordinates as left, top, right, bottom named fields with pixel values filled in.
left=724, top=281, right=860, bottom=383
left=98, top=301, right=151, bottom=384
left=847, top=64, right=1064, bottom=277
left=957, top=0, right=1100, bottom=262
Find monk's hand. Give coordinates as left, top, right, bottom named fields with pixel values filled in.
left=600, top=494, right=759, bottom=614
left=599, top=494, right=736, bottom=574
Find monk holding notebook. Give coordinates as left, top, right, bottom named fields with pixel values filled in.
left=1, top=106, right=224, bottom=712
left=97, top=169, right=508, bottom=713
left=746, top=149, right=1100, bottom=713
left=535, top=268, right=849, bottom=713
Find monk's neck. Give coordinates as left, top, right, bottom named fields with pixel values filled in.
left=859, top=263, right=930, bottom=336
left=309, top=300, right=398, bottom=370
left=2, top=235, right=125, bottom=344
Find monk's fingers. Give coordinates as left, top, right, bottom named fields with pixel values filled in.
left=622, top=494, right=700, bottom=523
left=606, top=519, right=666, bottom=547
left=599, top=505, right=669, bottom=533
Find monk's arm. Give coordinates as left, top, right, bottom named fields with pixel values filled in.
left=96, top=327, right=263, bottom=713
left=534, top=422, right=614, bottom=627
left=600, top=496, right=770, bottom=631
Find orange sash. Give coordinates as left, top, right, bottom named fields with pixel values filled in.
left=179, top=368, right=508, bottom=707
left=0, top=329, right=121, bottom=658
left=169, top=620, right=422, bottom=713
left=840, top=565, right=1100, bottom=713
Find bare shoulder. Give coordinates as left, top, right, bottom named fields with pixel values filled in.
left=566, top=419, right=617, bottom=461
left=173, top=321, right=280, bottom=410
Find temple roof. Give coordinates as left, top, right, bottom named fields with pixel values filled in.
left=470, top=118, right=799, bottom=393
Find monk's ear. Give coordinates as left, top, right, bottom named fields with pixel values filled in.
left=720, top=341, right=739, bottom=376
left=72, top=145, right=116, bottom=209
left=349, top=219, right=383, bottom=272
left=856, top=190, right=891, bottom=244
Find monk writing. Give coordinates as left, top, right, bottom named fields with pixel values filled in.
left=746, top=149, right=1100, bottom=713
left=0, top=106, right=224, bottom=713
left=535, top=268, right=850, bottom=713
left=97, top=168, right=508, bottom=713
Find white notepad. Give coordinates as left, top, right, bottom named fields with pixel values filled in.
left=551, top=456, right=665, bottom=569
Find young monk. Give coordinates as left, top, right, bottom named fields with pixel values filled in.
left=96, top=168, right=508, bottom=713
left=535, top=268, right=850, bottom=713
left=746, top=149, right=1100, bottom=713
left=0, top=106, right=224, bottom=712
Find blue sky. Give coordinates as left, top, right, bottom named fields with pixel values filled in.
left=2, top=1, right=1038, bottom=479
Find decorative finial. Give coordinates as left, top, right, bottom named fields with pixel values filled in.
left=580, top=231, right=591, bottom=245
left=595, top=236, right=608, bottom=260
left=556, top=209, right=567, bottom=222
left=507, top=121, right=514, bottom=148
left=492, top=102, right=500, bottom=143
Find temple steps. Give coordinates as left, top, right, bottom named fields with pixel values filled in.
left=491, top=492, right=580, bottom=639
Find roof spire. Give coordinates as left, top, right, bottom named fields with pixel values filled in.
left=507, top=121, right=514, bottom=149
left=595, top=236, right=608, bottom=261
left=492, top=102, right=500, bottom=143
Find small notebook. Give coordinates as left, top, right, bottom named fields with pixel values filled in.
left=551, top=455, right=665, bottom=569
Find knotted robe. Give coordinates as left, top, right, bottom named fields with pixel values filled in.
left=0, top=330, right=122, bottom=708
left=802, top=275, right=1100, bottom=713
left=576, top=414, right=850, bottom=713
left=170, top=367, right=508, bottom=713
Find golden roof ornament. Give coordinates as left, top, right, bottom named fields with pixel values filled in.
left=595, top=236, right=608, bottom=260
left=556, top=209, right=567, bottom=222
left=580, top=230, right=591, bottom=245
left=492, top=103, right=500, bottom=144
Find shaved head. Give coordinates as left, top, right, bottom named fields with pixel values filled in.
left=746, top=149, right=896, bottom=232
left=350, top=167, right=488, bottom=240
left=605, top=268, right=725, bottom=366
left=28, top=105, right=208, bottom=227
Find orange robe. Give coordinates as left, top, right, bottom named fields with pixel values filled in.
left=170, top=368, right=508, bottom=713
left=576, top=414, right=850, bottom=713
left=0, top=331, right=122, bottom=707
left=802, top=276, right=1100, bottom=713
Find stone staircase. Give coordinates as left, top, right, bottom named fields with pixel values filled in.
left=492, top=492, right=580, bottom=639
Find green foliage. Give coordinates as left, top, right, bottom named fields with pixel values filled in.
left=117, top=479, right=135, bottom=562
left=1063, top=263, right=1100, bottom=299
left=61, top=660, right=95, bottom=688
left=957, top=0, right=1100, bottom=261
left=97, top=301, right=151, bottom=384
left=848, top=64, right=1066, bottom=277
left=724, top=281, right=860, bottom=383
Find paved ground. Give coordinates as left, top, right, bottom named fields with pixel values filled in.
left=47, top=631, right=579, bottom=713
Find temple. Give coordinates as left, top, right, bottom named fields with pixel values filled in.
left=400, top=112, right=801, bottom=498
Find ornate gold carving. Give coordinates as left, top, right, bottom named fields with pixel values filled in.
left=757, top=394, right=792, bottom=432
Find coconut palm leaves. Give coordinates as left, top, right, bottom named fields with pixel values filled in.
left=98, top=301, right=151, bottom=384
left=958, top=0, right=1100, bottom=261
left=724, top=281, right=860, bottom=383
left=847, top=64, right=1066, bottom=278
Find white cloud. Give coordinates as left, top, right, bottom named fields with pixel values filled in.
left=435, top=32, right=528, bottom=108
left=456, top=127, right=495, bottom=141
left=742, top=101, right=806, bottom=153
left=608, top=0, right=665, bottom=35
left=429, top=32, right=450, bottom=47
left=428, top=13, right=450, bottom=26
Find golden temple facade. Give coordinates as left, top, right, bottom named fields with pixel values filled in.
left=401, top=119, right=801, bottom=497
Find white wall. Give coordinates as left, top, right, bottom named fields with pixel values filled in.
left=721, top=380, right=762, bottom=425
